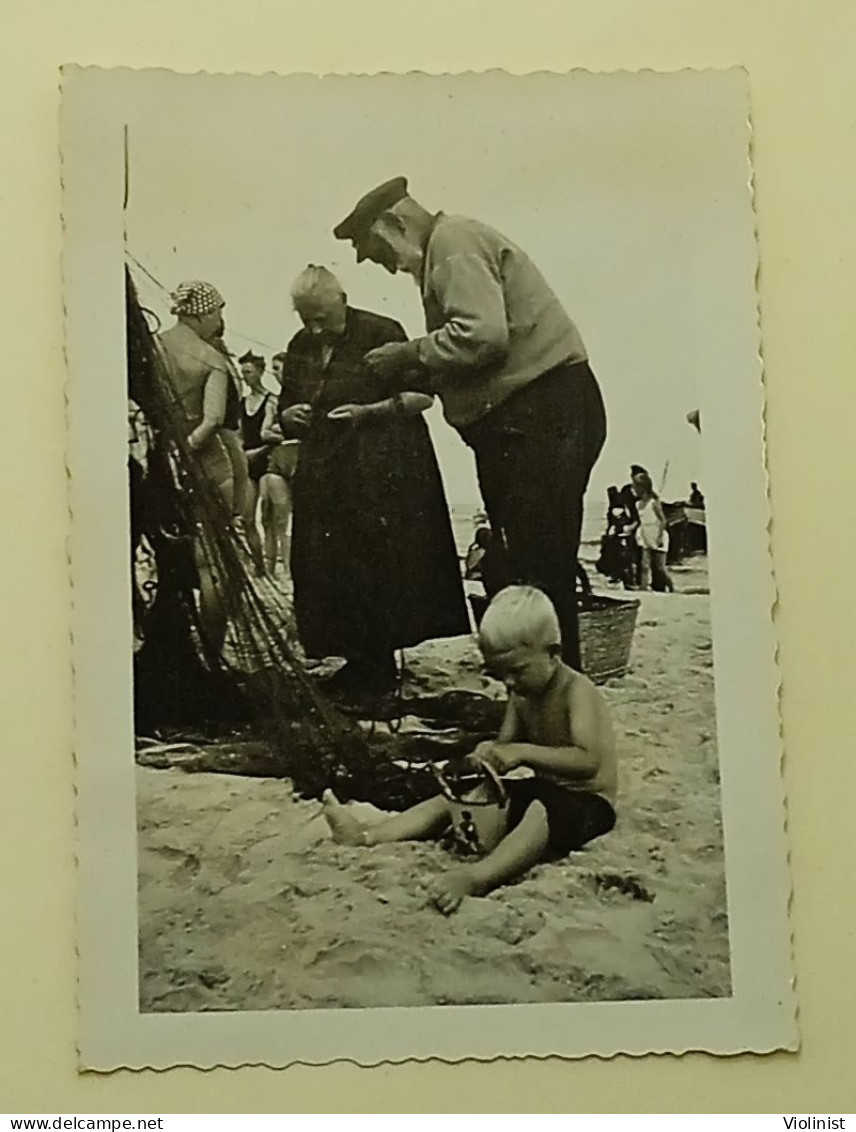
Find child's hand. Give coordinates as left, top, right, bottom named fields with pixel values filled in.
left=467, top=741, right=498, bottom=769
left=472, top=741, right=519, bottom=774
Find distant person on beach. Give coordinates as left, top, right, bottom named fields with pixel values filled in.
left=464, top=527, right=490, bottom=580
left=688, top=481, right=705, bottom=509
left=621, top=464, right=647, bottom=514
left=333, top=176, right=606, bottom=671
left=237, top=350, right=273, bottom=574
left=258, top=351, right=299, bottom=577
left=323, top=586, right=617, bottom=914
left=632, top=471, right=674, bottom=593
left=615, top=466, right=648, bottom=587
left=278, top=265, right=469, bottom=696
left=238, top=350, right=276, bottom=483
left=596, top=485, right=637, bottom=589
left=463, top=523, right=516, bottom=629
left=465, top=526, right=514, bottom=596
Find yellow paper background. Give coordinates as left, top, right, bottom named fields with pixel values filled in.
left=2, top=0, right=854, bottom=1113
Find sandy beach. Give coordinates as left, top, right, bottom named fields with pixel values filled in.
left=137, top=554, right=730, bottom=1013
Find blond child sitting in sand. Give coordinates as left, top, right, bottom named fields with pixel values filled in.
left=323, top=585, right=617, bottom=914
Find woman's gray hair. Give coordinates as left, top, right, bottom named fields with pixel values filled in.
left=290, top=264, right=346, bottom=307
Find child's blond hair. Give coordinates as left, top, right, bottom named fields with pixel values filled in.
left=478, top=585, right=562, bottom=655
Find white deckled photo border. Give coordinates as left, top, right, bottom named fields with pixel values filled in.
left=63, top=65, right=795, bottom=1069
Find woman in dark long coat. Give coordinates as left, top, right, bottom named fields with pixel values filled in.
left=278, top=266, right=469, bottom=694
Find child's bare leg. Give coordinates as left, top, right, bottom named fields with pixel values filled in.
left=654, top=550, right=674, bottom=592
left=259, top=481, right=277, bottom=574
left=262, top=525, right=277, bottom=575
left=640, top=548, right=652, bottom=590
left=241, top=483, right=265, bottom=574
left=259, top=474, right=293, bottom=577
left=271, top=477, right=293, bottom=575
left=432, top=801, right=550, bottom=915
left=322, top=789, right=450, bottom=846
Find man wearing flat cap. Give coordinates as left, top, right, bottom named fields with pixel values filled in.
left=333, top=178, right=607, bottom=670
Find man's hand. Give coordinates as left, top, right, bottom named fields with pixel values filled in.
left=280, top=403, right=312, bottom=433
left=326, top=403, right=372, bottom=426
left=363, top=341, right=413, bottom=378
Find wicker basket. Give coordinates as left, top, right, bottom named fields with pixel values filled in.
left=579, top=594, right=640, bottom=683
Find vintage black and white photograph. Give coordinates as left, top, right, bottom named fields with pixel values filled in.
left=64, top=67, right=794, bottom=1067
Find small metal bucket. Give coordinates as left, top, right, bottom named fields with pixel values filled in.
left=433, top=759, right=510, bottom=857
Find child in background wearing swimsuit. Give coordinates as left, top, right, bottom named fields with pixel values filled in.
left=323, top=585, right=617, bottom=913
left=632, top=470, right=675, bottom=593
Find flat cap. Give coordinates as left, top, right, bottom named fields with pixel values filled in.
left=333, top=176, right=409, bottom=241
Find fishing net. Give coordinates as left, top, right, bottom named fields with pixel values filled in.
left=127, top=267, right=505, bottom=807
left=126, top=268, right=384, bottom=800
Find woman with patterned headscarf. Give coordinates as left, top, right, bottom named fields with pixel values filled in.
left=157, top=280, right=246, bottom=508
left=157, top=280, right=249, bottom=653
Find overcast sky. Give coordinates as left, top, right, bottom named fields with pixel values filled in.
left=123, top=70, right=753, bottom=511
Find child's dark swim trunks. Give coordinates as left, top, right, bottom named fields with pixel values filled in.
left=505, top=779, right=616, bottom=857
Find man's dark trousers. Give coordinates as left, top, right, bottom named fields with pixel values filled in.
left=459, top=360, right=607, bottom=670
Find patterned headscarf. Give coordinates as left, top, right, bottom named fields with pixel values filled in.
left=170, top=280, right=225, bottom=318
